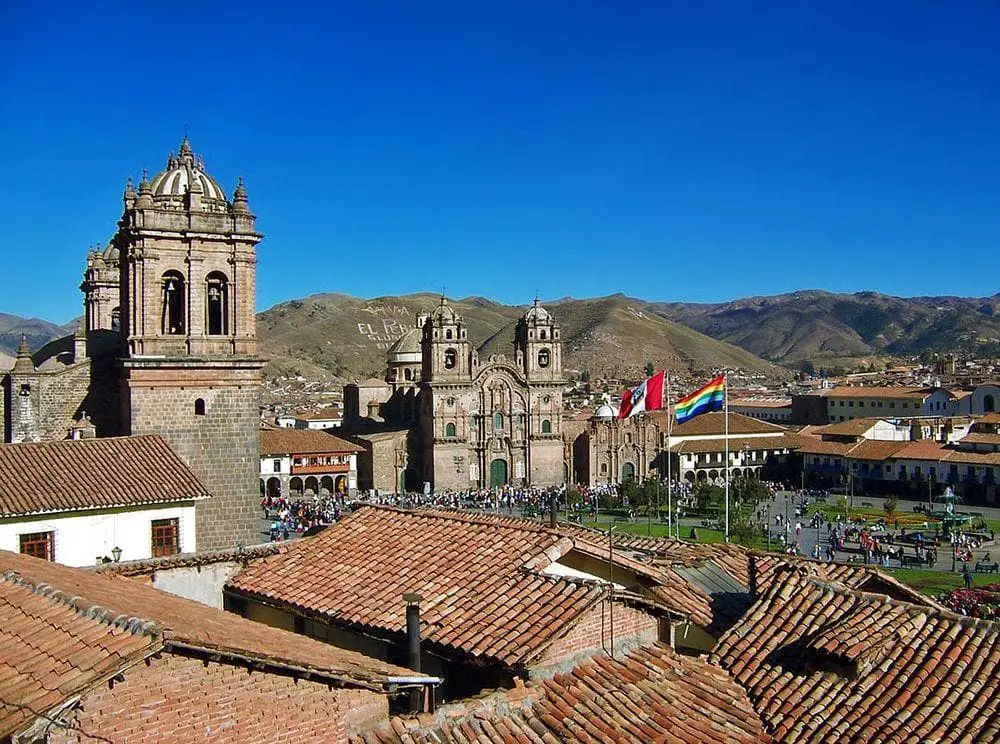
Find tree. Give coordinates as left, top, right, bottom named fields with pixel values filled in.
left=884, top=494, right=899, bottom=518
left=565, top=485, right=582, bottom=507
left=693, top=482, right=724, bottom=514
left=645, top=360, right=655, bottom=377
left=620, top=478, right=641, bottom=507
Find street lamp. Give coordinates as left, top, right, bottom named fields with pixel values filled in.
left=111, top=546, right=122, bottom=563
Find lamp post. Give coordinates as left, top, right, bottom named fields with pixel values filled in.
left=111, top=546, right=122, bottom=563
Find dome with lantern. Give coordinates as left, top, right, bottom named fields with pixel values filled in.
left=146, top=137, right=230, bottom=211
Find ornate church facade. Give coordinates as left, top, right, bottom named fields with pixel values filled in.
left=344, top=298, right=567, bottom=491
left=0, top=138, right=264, bottom=551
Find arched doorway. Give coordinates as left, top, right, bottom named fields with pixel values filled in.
left=621, top=462, right=636, bottom=482
left=259, top=479, right=265, bottom=497
left=290, top=476, right=303, bottom=495
left=985, top=394, right=996, bottom=413
left=319, top=476, right=334, bottom=495
left=266, top=477, right=281, bottom=498
left=490, top=459, right=508, bottom=488
left=696, top=470, right=707, bottom=482
left=304, top=476, right=318, bottom=495
left=684, top=471, right=695, bottom=483
left=335, top=475, right=347, bottom=494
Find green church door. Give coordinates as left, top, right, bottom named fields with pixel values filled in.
left=490, top=459, right=508, bottom=488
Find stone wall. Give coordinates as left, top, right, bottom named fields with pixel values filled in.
left=124, top=361, right=263, bottom=551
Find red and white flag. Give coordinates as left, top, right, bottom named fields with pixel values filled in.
left=618, top=370, right=665, bottom=419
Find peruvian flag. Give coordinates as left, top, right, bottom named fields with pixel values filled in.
left=618, top=370, right=665, bottom=419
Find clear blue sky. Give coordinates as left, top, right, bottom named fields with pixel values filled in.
left=1, top=1, right=998, bottom=323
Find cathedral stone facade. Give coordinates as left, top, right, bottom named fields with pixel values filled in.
left=1, top=138, right=263, bottom=551
left=344, top=298, right=567, bottom=491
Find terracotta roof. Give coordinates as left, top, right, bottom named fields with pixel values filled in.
left=0, top=574, right=158, bottom=738
left=0, top=550, right=426, bottom=695
left=844, top=439, right=908, bottom=461
left=893, top=439, right=951, bottom=460
left=355, top=643, right=769, bottom=744
left=670, top=411, right=787, bottom=437
left=0, top=435, right=210, bottom=518
left=227, top=506, right=617, bottom=668
left=959, top=432, right=1000, bottom=446
left=713, top=570, right=1000, bottom=743
left=813, top=417, right=885, bottom=437
left=825, top=386, right=936, bottom=400
left=978, top=412, right=1000, bottom=425
left=749, top=555, right=943, bottom=610
left=671, top=435, right=791, bottom=454
left=942, top=448, right=1000, bottom=466
left=295, top=406, right=343, bottom=420
left=260, top=428, right=363, bottom=456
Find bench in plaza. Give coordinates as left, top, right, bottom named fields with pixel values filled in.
left=900, top=554, right=926, bottom=568
left=974, top=562, right=999, bottom=574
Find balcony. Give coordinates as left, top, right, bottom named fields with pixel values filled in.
left=291, top=462, right=350, bottom=476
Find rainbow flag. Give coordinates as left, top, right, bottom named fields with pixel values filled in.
left=675, top=375, right=725, bottom=424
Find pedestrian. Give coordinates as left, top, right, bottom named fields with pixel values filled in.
left=962, top=564, right=973, bottom=590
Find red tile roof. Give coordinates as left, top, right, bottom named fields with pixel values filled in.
left=668, top=411, right=787, bottom=437
left=0, top=576, right=158, bottom=738
left=355, top=643, right=769, bottom=743
left=260, top=428, right=363, bottom=456
left=825, top=386, right=935, bottom=400
left=713, top=570, right=1000, bottom=743
left=228, top=506, right=621, bottom=668
left=0, top=435, right=210, bottom=518
left=0, top=549, right=426, bottom=698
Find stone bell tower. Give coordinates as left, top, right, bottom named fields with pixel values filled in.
left=117, top=137, right=264, bottom=551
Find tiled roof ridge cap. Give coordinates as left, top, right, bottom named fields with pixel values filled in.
left=96, top=541, right=282, bottom=576
left=364, top=504, right=567, bottom=536
left=801, top=574, right=1000, bottom=632
left=1, top=569, right=163, bottom=638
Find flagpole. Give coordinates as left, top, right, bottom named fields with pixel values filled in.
left=724, top=371, right=730, bottom=542
left=666, top=373, right=672, bottom=538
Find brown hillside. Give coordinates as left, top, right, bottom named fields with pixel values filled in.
left=257, top=292, right=786, bottom=382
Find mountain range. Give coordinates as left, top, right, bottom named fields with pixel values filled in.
left=650, top=290, right=1000, bottom=364
left=4, top=290, right=1000, bottom=381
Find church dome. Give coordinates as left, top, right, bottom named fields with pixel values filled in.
left=148, top=137, right=228, bottom=204
left=522, top=297, right=555, bottom=325
left=429, top=297, right=460, bottom=324
left=387, top=328, right=421, bottom=365
left=593, top=402, right=618, bottom=420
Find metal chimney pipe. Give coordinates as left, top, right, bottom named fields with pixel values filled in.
left=403, top=592, right=423, bottom=712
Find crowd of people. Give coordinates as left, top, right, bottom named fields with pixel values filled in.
left=261, top=495, right=341, bottom=541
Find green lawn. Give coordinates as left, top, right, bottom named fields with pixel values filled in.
left=883, top=568, right=965, bottom=597
left=586, top=517, right=771, bottom=550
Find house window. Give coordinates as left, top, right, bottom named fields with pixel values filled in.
left=19, top=531, right=54, bottom=561
left=161, top=271, right=186, bottom=335
left=541, top=419, right=552, bottom=434
left=151, top=519, right=179, bottom=557
left=206, top=272, right=229, bottom=336
left=445, top=329, right=453, bottom=340
left=111, top=306, right=121, bottom=332
left=540, top=329, right=547, bottom=340
left=194, top=398, right=206, bottom=416
left=272, top=459, right=281, bottom=472
left=494, top=412, right=504, bottom=430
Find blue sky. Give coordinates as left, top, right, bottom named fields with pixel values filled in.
left=1, top=1, right=998, bottom=323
